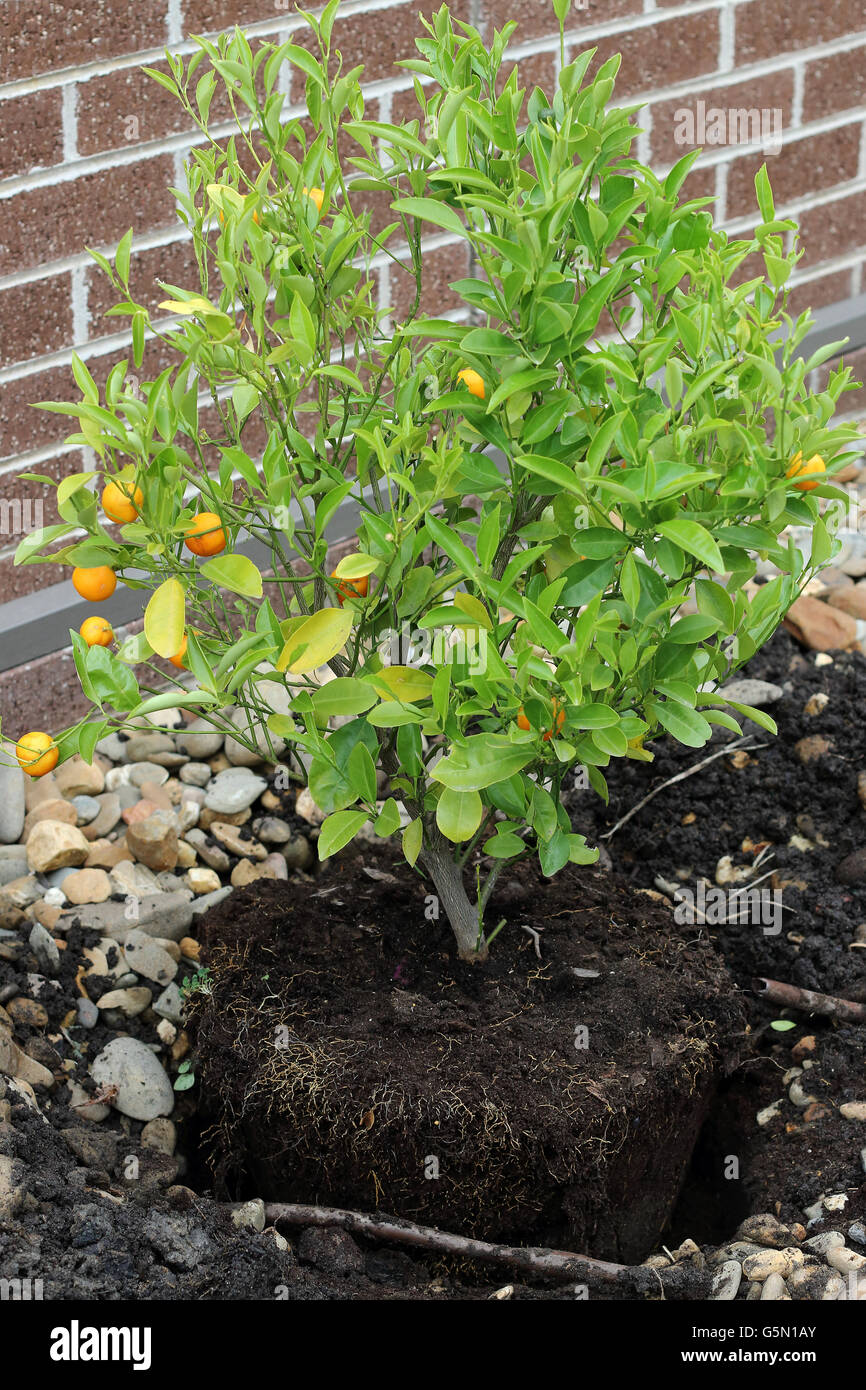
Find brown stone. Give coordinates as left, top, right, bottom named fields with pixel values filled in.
left=26, top=820, right=89, bottom=873
left=54, top=756, right=105, bottom=798
left=828, top=586, right=866, bottom=621
left=125, top=812, right=179, bottom=872
left=23, top=798, right=78, bottom=840
left=85, top=838, right=133, bottom=869
left=199, top=806, right=251, bottom=831
left=795, top=735, right=833, bottom=765
left=62, top=869, right=112, bottom=906
left=783, top=594, right=858, bottom=652
left=6, top=997, right=48, bottom=1030
left=210, top=823, right=267, bottom=861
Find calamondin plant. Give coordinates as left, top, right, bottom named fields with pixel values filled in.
left=17, top=1, right=861, bottom=960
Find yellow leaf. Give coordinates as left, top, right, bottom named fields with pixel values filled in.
left=158, top=295, right=216, bottom=316
left=276, top=608, right=353, bottom=674
left=368, top=666, right=434, bottom=702
left=452, top=592, right=492, bottom=630
left=334, top=552, right=380, bottom=580
left=144, top=578, right=185, bottom=659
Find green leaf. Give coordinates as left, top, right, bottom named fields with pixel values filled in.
left=318, top=810, right=370, bottom=859
left=436, top=786, right=483, bottom=843
left=201, top=553, right=263, bottom=598
left=402, top=817, right=423, bottom=867
left=657, top=519, right=724, bottom=573
left=390, top=196, right=466, bottom=238
left=650, top=699, right=713, bottom=748
left=144, top=578, right=185, bottom=659
left=310, top=678, right=377, bottom=719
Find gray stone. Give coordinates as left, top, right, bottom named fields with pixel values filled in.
left=95, top=733, right=129, bottom=762
left=90, top=1037, right=174, bottom=1121
left=142, top=1118, right=177, bottom=1156
left=709, top=1260, right=742, bottom=1301
left=125, top=733, right=176, bottom=763
left=153, top=982, right=184, bottom=1026
left=253, top=816, right=292, bottom=845
left=116, top=785, right=141, bottom=811
left=190, top=886, right=234, bottom=917
left=262, top=852, right=288, bottom=880
left=128, top=762, right=170, bottom=789
left=231, top=1198, right=266, bottom=1232
left=183, top=829, right=230, bottom=873
left=175, top=720, right=225, bottom=760
left=110, top=860, right=162, bottom=898
left=122, top=930, right=178, bottom=987
left=72, top=795, right=101, bottom=826
left=204, top=767, right=268, bottom=815
left=179, top=762, right=213, bottom=787
left=77, top=997, right=99, bottom=1028
left=0, top=757, right=26, bottom=844
left=0, top=859, right=29, bottom=887
left=283, top=835, right=313, bottom=871
left=144, top=1210, right=213, bottom=1269
left=719, top=678, right=784, bottom=707
left=28, top=923, right=60, bottom=975
left=61, top=891, right=194, bottom=942
left=82, top=793, right=122, bottom=840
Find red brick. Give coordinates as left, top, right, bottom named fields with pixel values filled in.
left=0, top=155, right=177, bottom=278
left=577, top=12, right=721, bottom=101
left=483, top=0, right=640, bottom=39
left=75, top=61, right=194, bottom=157
left=0, top=2, right=168, bottom=84
left=803, top=47, right=866, bottom=123
left=726, top=126, right=861, bottom=221
left=183, top=0, right=285, bottom=33
left=0, top=366, right=78, bottom=461
left=788, top=269, right=854, bottom=319
left=736, top=0, right=862, bottom=65
left=0, top=647, right=92, bottom=730
left=797, top=192, right=866, bottom=272
left=0, top=552, right=75, bottom=604
left=388, top=238, right=470, bottom=322
left=650, top=72, right=795, bottom=167
left=0, top=275, right=73, bottom=371
left=500, top=47, right=559, bottom=100
left=0, top=90, right=64, bottom=179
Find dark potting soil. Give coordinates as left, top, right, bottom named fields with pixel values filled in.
left=191, top=861, right=743, bottom=1267
left=565, top=627, right=866, bottom=1235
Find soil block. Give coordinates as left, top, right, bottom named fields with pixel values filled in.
left=192, top=859, right=744, bottom=1263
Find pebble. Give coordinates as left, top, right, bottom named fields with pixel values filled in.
left=90, top=1036, right=174, bottom=1120
left=736, top=1214, right=802, bottom=1249
left=128, top=762, right=170, bottom=789
left=105, top=765, right=133, bottom=791
left=828, top=586, right=866, bottom=620
left=282, top=836, right=313, bottom=871
left=71, top=795, right=101, bottom=826
left=55, top=757, right=105, bottom=797
left=144, top=1210, right=212, bottom=1269
left=116, top=784, right=140, bottom=812
left=224, top=709, right=285, bottom=767
left=0, top=758, right=26, bottom=844
left=183, top=829, right=231, bottom=873
left=190, top=886, right=233, bottom=917
left=125, top=733, right=176, bottom=763
left=175, top=721, right=225, bottom=760
left=175, top=840, right=197, bottom=869
left=0, top=857, right=28, bottom=887
left=719, top=678, right=783, bottom=706
left=121, top=930, right=178, bottom=987
left=836, top=850, right=866, bottom=885
left=76, top=997, right=99, bottom=1028
left=742, top=1248, right=796, bottom=1281
left=62, top=868, right=112, bottom=905
left=187, top=867, right=222, bottom=895
left=784, top=593, right=857, bottom=651
left=82, top=793, right=122, bottom=841
left=179, top=937, right=199, bottom=961
left=760, top=1272, right=787, bottom=1300
left=205, top=767, right=268, bottom=815
left=142, top=1117, right=177, bottom=1156
left=210, top=822, right=268, bottom=861
left=231, top=1198, right=266, bottom=1232
left=794, top=734, right=833, bottom=765
left=788, top=1266, right=845, bottom=1299
left=153, top=982, right=184, bottom=1026
left=803, top=692, right=829, bottom=717
left=826, top=1245, right=866, bottom=1274
left=710, top=1260, right=742, bottom=1300
left=253, top=815, right=292, bottom=845
left=98, top=986, right=152, bottom=1017
left=126, top=811, right=179, bottom=872
left=28, top=923, right=60, bottom=975
left=230, top=857, right=280, bottom=887
left=26, top=820, right=90, bottom=873
left=63, top=891, right=194, bottom=942
left=849, top=1222, right=866, bottom=1246
left=262, top=851, right=288, bottom=880
left=110, top=860, right=162, bottom=898
left=839, top=1101, right=866, bottom=1120
left=6, top=997, right=48, bottom=1029
left=295, top=787, right=325, bottom=826
left=179, top=762, right=212, bottom=787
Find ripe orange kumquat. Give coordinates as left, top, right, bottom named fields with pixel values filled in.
left=457, top=368, right=485, bottom=399
left=331, top=568, right=369, bottom=605
left=102, top=479, right=143, bottom=524
left=517, top=697, right=566, bottom=742
left=786, top=451, right=826, bottom=491
left=79, top=616, right=113, bottom=647
left=184, top=513, right=227, bottom=557
left=303, top=186, right=324, bottom=212
left=169, top=634, right=188, bottom=668
left=15, top=731, right=59, bottom=778
left=72, top=566, right=117, bottom=602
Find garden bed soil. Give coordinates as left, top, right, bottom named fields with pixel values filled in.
left=191, top=862, right=744, bottom=1264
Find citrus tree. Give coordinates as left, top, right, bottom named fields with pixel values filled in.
left=16, top=1, right=861, bottom=960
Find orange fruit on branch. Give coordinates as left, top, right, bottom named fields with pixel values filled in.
left=331, top=568, right=368, bottom=605
left=303, top=185, right=324, bottom=212
left=72, top=566, right=117, bottom=602
left=786, top=451, right=826, bottom=491
left=184, top=512, right=227, bottom=557
left=457, top=368, right=485, bottom=399
left=15, top=731, right=59, bottom=778
left=169, top=634, right=189, bottom=668
left=102, top=479, right=143, bottom=524
left=79, top=616, right=114, bottom=648
left=517, top=696, right=565, bottom=741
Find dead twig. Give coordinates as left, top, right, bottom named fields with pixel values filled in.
left=263, top=1202, right=703, bottom=1296
left=754, top=977, right=866, bottom=1024
left=601, top=736, right=768, bottom=840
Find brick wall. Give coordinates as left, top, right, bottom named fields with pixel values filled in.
left=1, top=0, right=866, bottom=617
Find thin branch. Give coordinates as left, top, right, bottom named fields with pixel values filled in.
left=601, top=736, right=768, bottom=840
left=264, top=1203, right=703, bottom=1297
left=754, top=978, right=866, bottom=1024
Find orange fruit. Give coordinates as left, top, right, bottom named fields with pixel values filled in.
left=102, top=479, right=143, bottom=524
left=786, top=451, right=826, bottom=491
left=331, top=568, right=368, bottom=606
left=79, top=616, right=113, bottom=648
left=169, top=634, right=188, bottom=668
left=517, top=697, right=565, bottom=742
left=72, top=566, right=117, bottom=602
left=15, top=731, right=59, bottom=778
left=184, top=512, right=227, bottom=557
left=457, top=368, right=485, bottom=399
left=303, top=185, right=324, bottom=212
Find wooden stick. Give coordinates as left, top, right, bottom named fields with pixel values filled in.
left=264, top=1202, right=703, bottom=1296
left=601, top=736, right=767, bottom=840
left=754, top=977, right=866, bottom=1023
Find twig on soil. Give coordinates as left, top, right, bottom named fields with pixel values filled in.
left=263, top=1203, right=703, bottom=1297
left=601, top=736, right=768, bottom=840
left=754, top=977, right=866, bottom=1024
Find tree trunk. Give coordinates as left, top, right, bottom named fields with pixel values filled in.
left=421, top=829, right=488, bottom=963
